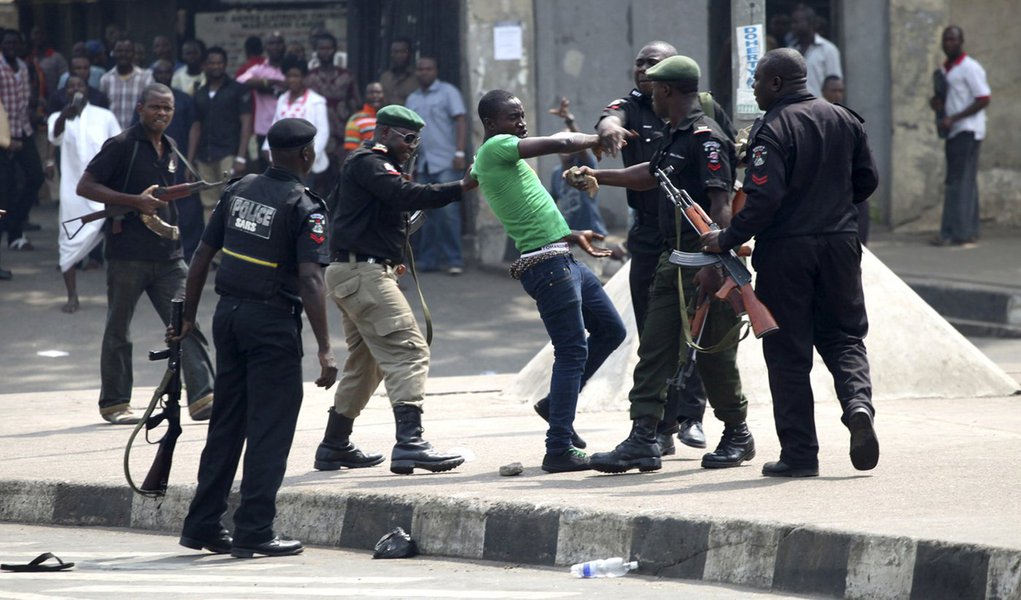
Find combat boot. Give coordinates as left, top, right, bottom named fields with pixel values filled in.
left=533, top=396, right=586, bottom=449
left=390, top=405, right=464, bottom=475
left=314, top=408, right=385, bottom=471
left=589, top=416, right=662, bottom=473
left=701, top=422, right=755, bottom=469
left=656, top=421, right=678, bottom=456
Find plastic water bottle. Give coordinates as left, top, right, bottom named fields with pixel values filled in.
left=569, top=557, right=638, bottom=578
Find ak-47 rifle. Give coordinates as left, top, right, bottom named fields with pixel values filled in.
left=656, top=166, right=779, bottom=339
left=124, top=298, right=184, bottom=498
left=62, top=179, right=227, bottom=241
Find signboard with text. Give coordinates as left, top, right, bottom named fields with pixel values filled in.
left=735, top=24, right=765, bottom=118
left=195, top=8, right=345, bottom=74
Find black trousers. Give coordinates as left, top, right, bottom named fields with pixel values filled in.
left=753, top=233, right=873, bottom=468
left=0, top=134, right=44, bottom=243
left=182, top=297, right=304, bottom=546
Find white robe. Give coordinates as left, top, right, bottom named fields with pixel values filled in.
left=48, top=104, right=122, bottom=273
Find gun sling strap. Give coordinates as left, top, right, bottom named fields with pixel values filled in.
left=674, top=205, right=749, bottom=359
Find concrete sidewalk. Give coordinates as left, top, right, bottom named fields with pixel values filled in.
left=2, top=203, right=1021, bottom=599
left=2, top=376, right=1020, bottom=599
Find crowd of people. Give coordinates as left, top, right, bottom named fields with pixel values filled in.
left=0, top=8, right=989, bottom=559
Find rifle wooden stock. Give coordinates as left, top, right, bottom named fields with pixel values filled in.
left=123, top=299, right=184, bottom=498
left=139, top=401, right=181, bottom=494
left=65, top=180, right=225, bottom=235
left=139, top=298, right=184, bottom=496
left=656, top=167, right=778, bottom=339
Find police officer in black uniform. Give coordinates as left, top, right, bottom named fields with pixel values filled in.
left=596, top=41, right=735, bottom=454
left=176, top=118, right=338, bottom=557
left=315, top=105, right=475, bottom=475
left=703, top=49, right=880, bottom=478
left=576, top=56, right=753, bottom=474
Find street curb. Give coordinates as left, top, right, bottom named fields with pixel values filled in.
left=2, top=479, right=1019, bottom=599
left=904, top=277, right=1021, bottom=338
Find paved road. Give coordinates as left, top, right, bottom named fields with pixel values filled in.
left=0, top=201, right=549, bottom=396
left=0, top=523, right=815, bottom=599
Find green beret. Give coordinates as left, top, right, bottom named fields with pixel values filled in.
left=267, top=118, right=316, bottom=149
left=376, top=105, right=425, bottom=131
left=646, top=55, right=701, bottom=84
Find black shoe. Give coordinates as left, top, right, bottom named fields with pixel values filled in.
left=0, top=268, right=11, bottom=281
left=656, top=432, right=676, bottom=456
left=390, top=405, right=464, bottom=475
left=761, top=460, right=818, bottom=478
left=180, top=530, right=232, bottom=554
left=677, top=418, right=706, bottom=449
left=231, top=536, right=303, bottom=558
left=316, top=441, right=385, bottom=470
left=314, top=408, right=385, bottom=470
left=847, top=408, right=880, bottom=471
left=701, top=422, right=755, bottom=469
left=533, top=397, right=586, bottom=449
left=541, top=447, right=591, bottom=473
left=590, top=416, right=662, bottom=474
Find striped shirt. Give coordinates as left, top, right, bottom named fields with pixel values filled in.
left=100, top=66, right=153, bottom=130
left=343, top=104, right=378, bottom=151
left=0, top=57, right=33, bottom=138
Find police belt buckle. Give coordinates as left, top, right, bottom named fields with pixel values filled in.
left=668, top=249, right=722, bottom=268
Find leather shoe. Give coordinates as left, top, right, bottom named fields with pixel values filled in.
left=100, top=407, right=141, bottom=425
left=656, top=432, right=676, bottom=456
left=231, top=536, right=303, bottom=558
left=179, top=530, right=232, bottom=554
left=678, top=418, right=706, bottom=448
left=847, top=407, right=880, bottom=471
left=762, top=460, right=818, bottom=478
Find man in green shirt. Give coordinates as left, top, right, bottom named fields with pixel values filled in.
left=471, top=90, right=626, bottom=473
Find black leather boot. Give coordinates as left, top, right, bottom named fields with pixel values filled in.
left=314, top=408, right=385, bottom=471
left=533, top=396, right=586, bottom=449
left=590, top=416, right=662, bottom=473
left=701, top=422, right=755, bottom=469
left=391, top=405, right=464, bottom=475
left=656, top=421, right=678, bottom=456
left=677, top=418, right=707, bottom=448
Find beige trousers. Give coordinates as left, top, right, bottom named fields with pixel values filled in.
left=325, top=261, right=428, bottom=418
left=196, top=155, right=236, bottom=223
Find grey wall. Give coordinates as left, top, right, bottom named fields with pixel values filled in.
left=842, top=0, right=892, bottom=226
left=532, top=0, right=711, bottom=230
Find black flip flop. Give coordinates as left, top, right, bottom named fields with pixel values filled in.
left=1, top=552, right=75, bottom=572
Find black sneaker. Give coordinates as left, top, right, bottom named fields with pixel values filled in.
left=541, top=447, right=591, bottom=473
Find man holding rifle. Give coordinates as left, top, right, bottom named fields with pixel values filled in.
left=570, top=56, right=754, bottom=474
left=175, top=118, right=337, bottom=558
left=701, top=49, right=880, bottom=477
left=78, top=83, right=215, bottom=425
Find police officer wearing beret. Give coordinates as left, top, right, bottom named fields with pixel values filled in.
left=597, top=41, right=736, bottom=454
left=702, top=49, right=880, bottom=478
left=175, top=117, right=338, bottom=557
left=575, top=56, right=754, bottom=474
left=314, top=105, right=474, bottom=475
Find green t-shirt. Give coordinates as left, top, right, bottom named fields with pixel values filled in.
left=471, top=134, right=571, bottom=251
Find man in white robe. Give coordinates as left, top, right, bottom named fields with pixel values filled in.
left=47, top=75, right=121, bottom=313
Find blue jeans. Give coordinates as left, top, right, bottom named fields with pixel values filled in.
left=99, top=259, right=215, bottom=410
left=413, top=168, right=463, bottom=270
left=941, top=132, right=981, bottom=243
left=519, top=254, right=626, bottom=452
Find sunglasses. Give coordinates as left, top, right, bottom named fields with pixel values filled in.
left=394, top=129, right=420, bottom=145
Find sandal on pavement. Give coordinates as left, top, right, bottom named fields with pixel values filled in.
left=1, top=552, right=75, bottom=572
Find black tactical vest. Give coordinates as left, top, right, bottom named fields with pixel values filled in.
left=215, top=174, right=305, bottom=302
